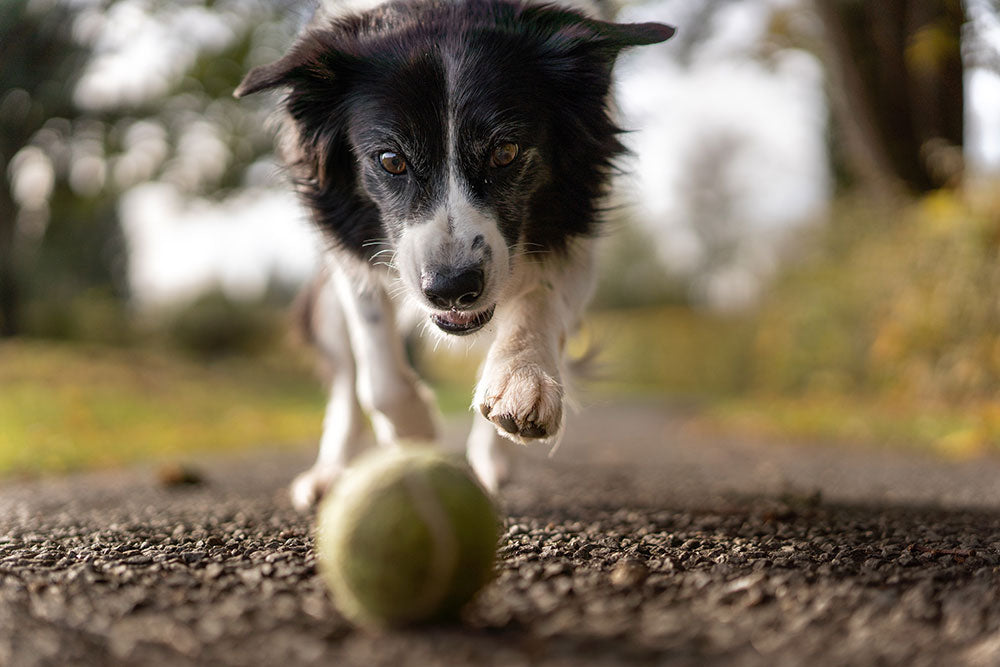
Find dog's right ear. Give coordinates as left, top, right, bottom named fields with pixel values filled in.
left=234, top=51, right=307, bottom=98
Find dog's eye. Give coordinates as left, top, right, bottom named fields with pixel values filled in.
left=379, top=152, right=407, bottom=175
left=490, top=142, right=518, bottom=168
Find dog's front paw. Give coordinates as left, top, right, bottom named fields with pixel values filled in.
left=476, top=362, right=563, bottom=442
left=289, top=463, right=342, bottom=511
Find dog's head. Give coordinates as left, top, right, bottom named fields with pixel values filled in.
left=237, top=0, right=673, bottom=335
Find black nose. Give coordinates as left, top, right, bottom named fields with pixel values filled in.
left=421, top=266, right=484, bottom=310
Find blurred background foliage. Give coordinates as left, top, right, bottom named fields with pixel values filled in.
left=2, top=0, right=1000, bottom=475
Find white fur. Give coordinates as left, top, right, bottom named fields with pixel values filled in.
left=474, top=240, right=596, bottom=441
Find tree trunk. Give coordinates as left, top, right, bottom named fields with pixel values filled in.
left=0, top=178, right=19, bottom=337
left=813, top=0, right=965, bottom=194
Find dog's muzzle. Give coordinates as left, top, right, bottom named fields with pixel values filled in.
left=431, top=304, right=496, bottom=335
left=421, top=264, right=495, bottom=334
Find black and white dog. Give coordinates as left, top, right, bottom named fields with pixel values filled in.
left=235, top=0, right=673, bottom=509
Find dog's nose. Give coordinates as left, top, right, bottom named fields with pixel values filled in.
left=421, top=266, right=484, bottom=309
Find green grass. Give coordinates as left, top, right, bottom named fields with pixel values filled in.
left=0, top=340, right=327, bottom=476
left=706, top=396, right=1000, bottom=460
left=5, top=298, right=999, bottom=478
left=581, top=306, right=754, bottom=398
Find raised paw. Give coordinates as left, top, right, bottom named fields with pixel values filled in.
left=476, top=362, right=563, bottom=443
left=289, top=462, right=343, bottom=511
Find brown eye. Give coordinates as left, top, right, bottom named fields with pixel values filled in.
left=379, top=151, right=407, bottom=175
left=490, top=142, right=518, bottom=168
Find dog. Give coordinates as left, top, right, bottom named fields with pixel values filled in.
left=235, top=0, right=674, bottom=509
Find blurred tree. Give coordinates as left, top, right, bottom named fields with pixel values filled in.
left=0, top=0, right=306, bottom=339
left=965, top=0, right=1000, bottom=76
left=812, top=0, right=966, bottom=194
left=0, top=0, right=91, bottom=336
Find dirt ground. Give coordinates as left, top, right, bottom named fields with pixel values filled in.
left=3, top=400, right=1000, bottom=666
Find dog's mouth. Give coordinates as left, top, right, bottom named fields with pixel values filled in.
left=430, top=304, right=496, bottom=335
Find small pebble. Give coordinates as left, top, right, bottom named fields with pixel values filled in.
left=156, top=463, right=205, bottom=488
left=609, top=558, right=649, bottom=589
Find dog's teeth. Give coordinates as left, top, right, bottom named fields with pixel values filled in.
left=430, top=304, right=496, bottom=335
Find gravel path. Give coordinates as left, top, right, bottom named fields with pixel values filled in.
left=3, top=400, right=1000, bottom=666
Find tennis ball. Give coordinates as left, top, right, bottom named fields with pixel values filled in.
left=315, top=446, right=501, bottom=627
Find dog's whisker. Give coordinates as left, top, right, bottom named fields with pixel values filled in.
left=387, top=283, right=409, bottom=297
left=418, top=318, right=438, bottom=343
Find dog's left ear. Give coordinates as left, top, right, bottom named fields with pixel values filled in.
left=535, top=11, right=675, bottom=70
left=583, top=20, right=676, bottom=52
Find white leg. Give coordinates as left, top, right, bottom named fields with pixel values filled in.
left=290, top=276, right=366, bottom=510
left=475, top=241, right=596, bottom=444
left=466, top=409, right=510, bottom=493
left=290, top=371, right=365, bottom=510
left=331, top=265, right=438, bottom=446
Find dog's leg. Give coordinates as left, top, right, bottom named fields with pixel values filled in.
left=475, top=242, right=596, bottom=444
left=466, top=410, right=510, bottom=493
left=291, top=266, right=438, bottom=510
left=332, top=265, right=438, bottom=448
left=290, top=275, right=366, bottom=511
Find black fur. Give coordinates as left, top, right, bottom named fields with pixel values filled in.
left=236, top=0, right=674, bottom=262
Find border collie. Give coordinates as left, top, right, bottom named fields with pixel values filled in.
left=235, top=0, right=674, bottom=509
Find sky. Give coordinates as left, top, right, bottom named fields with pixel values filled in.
left=967, top=0, right=1000, bottom=169
left=120, top=183, right=320, bottom=305
left=60, top=0, right=1000, bottom=310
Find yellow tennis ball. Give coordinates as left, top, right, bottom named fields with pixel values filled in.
left=315, top=446, right=501, bottom=627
